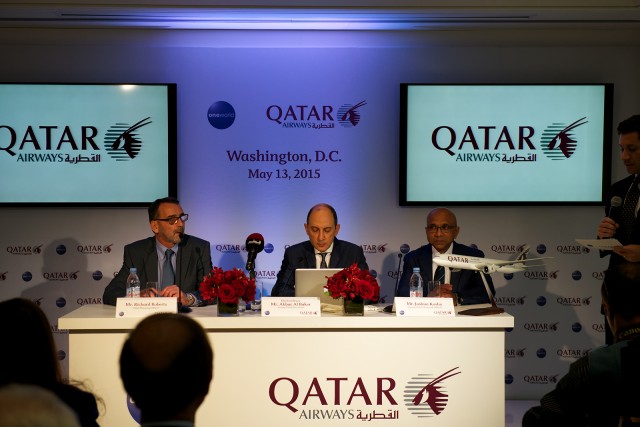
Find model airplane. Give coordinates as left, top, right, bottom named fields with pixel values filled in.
left=432, top=246, right=551, bottom=316
left=432, top=247, right=551, bottom=275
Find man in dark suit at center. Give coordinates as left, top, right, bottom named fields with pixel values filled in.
left=271, top=203, right=369, bottom=297
left=397, top=207, right=495, bottom=305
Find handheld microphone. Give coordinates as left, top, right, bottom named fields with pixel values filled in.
left=608, top=196, right=622, bottom=218
left=245, top=233, right=265, bottom=271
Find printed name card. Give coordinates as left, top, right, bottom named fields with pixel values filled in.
left=115, top=297, right=178, bottom=318
left=261, top=297, right=321, bottom=317
left=394, top=297, right=455, bottom=317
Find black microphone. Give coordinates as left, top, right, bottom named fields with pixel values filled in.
left=384, top=253, right=404, bottom=313
left=608, top=196, right=622, bottom=218
left=245, top=233, right=265, bottom=271
left=393, top=253, right=403, bottom=297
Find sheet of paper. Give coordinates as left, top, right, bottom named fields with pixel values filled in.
left=575, top=238, right=622, bottom=251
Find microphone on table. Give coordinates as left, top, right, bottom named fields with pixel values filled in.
left=245, top=233, right=265, bottom=271
left=608, top=196, right=622, bottom=218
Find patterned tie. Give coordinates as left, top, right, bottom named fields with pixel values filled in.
left=319, top=252, right=328, bottom=269
left=161, top=249, right=175, bottom=289
left=621, top=176, right=640, bottom=241
left=434, top=265, right=445, bottom=283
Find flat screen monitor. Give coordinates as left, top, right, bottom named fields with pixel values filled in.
left=400, top=83, right=613, bottom=206
left=0, top=83, right=177, bottom=206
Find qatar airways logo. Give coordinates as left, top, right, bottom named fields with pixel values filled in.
left=490, top=244, right=527, bottom=255
left=556, top=348, right=590, bottom=359
left=76, top=243, right=113, bottom=255
left=495, top=296, right=526, bottom=306
left=523, top=374, right=560, bottom=385
left=103, top=117, right=152, bottom=161
left=361, top=244, right=387, bottom=254
left=256, top=270, right=277, bottom=279
left=43, top=271, right=79, bottom=281
left=505, top=348, right=526, bottom=359
left=524, top=322, right=559, bottom=332
left=430, top=117, right=588, bottom=163
left=268, top=368, right=461, bottom=420
left=556, top=244, right=589, bottom=255
left=540, top=117, right=588, bottom=160
left=557, top=296, right=592, bottom=307
left=266, top=100, right=367, bottom=129
left=7, top=244, right=43, bottom=255
left=214, top=243, right=241, bottom=254
left=0, top=116, right=154, bottom=163
left=524, top=270, right=559, bottom=280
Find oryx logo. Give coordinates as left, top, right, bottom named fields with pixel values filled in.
left=104, top=117, right=152, bottom=161
left=540, top=117, right=587, bottom=160
left=337, top=100, right=367, bottom=128
left=404, top=367, right=461, bottom=418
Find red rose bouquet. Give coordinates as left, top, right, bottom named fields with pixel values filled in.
left=324, top=263, right=380, bottom=303
left=199, top=267, right=256, bottom=305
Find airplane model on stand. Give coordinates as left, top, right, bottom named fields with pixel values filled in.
left=433, top=246, right=552, bottom=315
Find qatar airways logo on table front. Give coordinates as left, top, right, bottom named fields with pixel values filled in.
left=268, top=367, right=461, bottom=421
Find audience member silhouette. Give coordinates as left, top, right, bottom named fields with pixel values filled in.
left=119, top=313, right=214, bottom=426
left=0, top=383, right=81, bottom=427
left=0, top=298, right=100, bottom=427
left=523, top=263, right=640, bottom=426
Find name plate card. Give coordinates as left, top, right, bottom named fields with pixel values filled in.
left=261, top=297, right=321, bottom=317
left=115, top=297, right=178, bottom=318
left=394, top=297, right=455, bottom=317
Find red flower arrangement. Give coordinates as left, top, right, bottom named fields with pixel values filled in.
left=199, top=267, right=256, bottom=305
left=324, top=263, right=380, bottom=302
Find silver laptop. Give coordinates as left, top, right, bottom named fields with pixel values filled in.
left=295, top=268, right=343, bottom=306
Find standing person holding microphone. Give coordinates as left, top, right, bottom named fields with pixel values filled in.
left=598, top=114, right=640, bottom=342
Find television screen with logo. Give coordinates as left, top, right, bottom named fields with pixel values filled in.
left=400, top=83, right=613, bottom=205
left=0, top=83, right=177, bottom=206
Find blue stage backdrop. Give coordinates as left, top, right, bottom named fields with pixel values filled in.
left=1, top=30, right=637, bottom=400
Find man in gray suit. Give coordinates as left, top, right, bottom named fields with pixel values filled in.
left=103, top=197, right=213, bottom=307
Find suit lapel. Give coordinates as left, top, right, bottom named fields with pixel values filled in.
left=143, top=239, right=159, bottom=282
left=328, top=239, right=340, bottom=268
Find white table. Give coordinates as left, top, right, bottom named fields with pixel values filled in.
left=59, top=304, right=513, bottom=426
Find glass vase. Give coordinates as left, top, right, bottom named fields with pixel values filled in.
left=343, top=298, right=364, bottom=316
left=217, top=299, right=239, bottom=317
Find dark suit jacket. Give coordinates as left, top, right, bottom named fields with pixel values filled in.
left=602, top=175, right=640, bottom=268
left=396, top=242, right=495, bottom=305
left=271, top=238, right=369, bottom=297
left=103, top=234, right=213, bottom=306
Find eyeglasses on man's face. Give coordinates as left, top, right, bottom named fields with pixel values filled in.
left=154, top=213, right=189, bottom=225
left=426, top=224, right=457, bottom=233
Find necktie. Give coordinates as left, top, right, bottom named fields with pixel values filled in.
left=434, top=265, right=445, bottom=283
left=621, top=176, right=640, bottom=241
left=161, top=249, right=175, bottom=289
left=319, top=252, right=328, bottom=269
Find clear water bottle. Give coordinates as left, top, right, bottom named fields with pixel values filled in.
left=126, top=267, right=140, bottom=298
left=409, top=267, right=423, bottom=298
